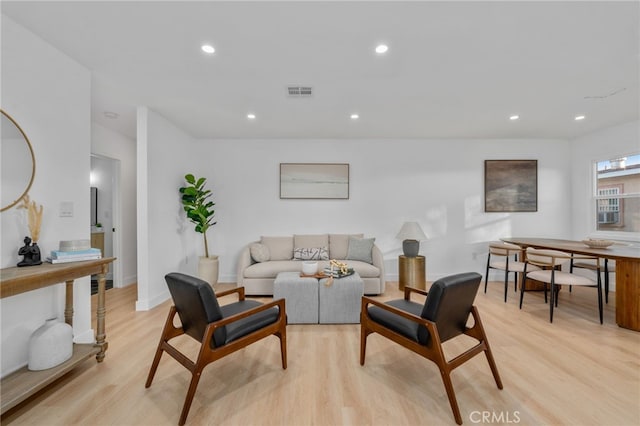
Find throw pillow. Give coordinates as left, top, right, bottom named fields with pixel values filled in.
left=346, top=236, right=375, bottom=264
left=329, top=233, right=364, bottom=259
left=250, top=243, right=270, bottom=263
left=293, top=247, right=329, bottom=261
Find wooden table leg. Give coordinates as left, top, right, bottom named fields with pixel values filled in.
left=95, top=264, right=108, bottom=362
left=615, top=259, right=640, bottom=331
left=64, top=280, right=74, bottom=326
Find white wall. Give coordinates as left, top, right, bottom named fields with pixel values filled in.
left=91, top=123, right=138, bottom=287
left=136, top=108, right=197, bottom=310
left=570, top=120, right=640, bottom=241
left=1, top=16, right=92, bottom=376
left=196, top=138, right=573, bottom=283
left=135, top=126, right=573, bottom=308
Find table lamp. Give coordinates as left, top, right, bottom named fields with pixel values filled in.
left=396, top=222, right=427, bottom=257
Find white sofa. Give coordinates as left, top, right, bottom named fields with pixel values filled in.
left=236, top=234, right=386, bottom=295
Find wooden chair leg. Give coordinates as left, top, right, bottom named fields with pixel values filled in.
left=178, top=368, right=204, bottom=426
left=360, top=325, right=369, bottom=365
left=485, top=348, right=503, bottom=389
left=145, top=343, right=164, bottom=388
left=277, top=331, right=287, bottom=369
left=439, top=369, right=463, bottom=425
left=471, top=308, right=503, bottom=390
left=146, top=307, right=180, bottom=388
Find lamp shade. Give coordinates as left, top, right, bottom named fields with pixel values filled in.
left=396, top=222, right=427, bottom=241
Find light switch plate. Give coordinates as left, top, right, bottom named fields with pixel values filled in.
left=59, top=201, right=74, bottom=217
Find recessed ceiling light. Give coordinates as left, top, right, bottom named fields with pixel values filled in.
left=575, top=115, right=586, bottom=121
left=247, top=113, right=256, bottom=120
left=375, top=44, right=388, bottom=54
left=509, top=115, right=520, bottom=121
left=350, top=113, right=359, bottom=120
left=103, top=111, right=119, bottom=119
left=201, top=44, right=215, bottom=54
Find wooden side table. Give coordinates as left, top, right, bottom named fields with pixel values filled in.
left=399, top=255, right=426, bottom=290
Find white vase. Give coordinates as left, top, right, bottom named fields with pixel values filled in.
left=198, top=255, right=219, bottom=287
left=28, top=318, right=73, bottom=371
left=302, top=261, right=318, bottom=275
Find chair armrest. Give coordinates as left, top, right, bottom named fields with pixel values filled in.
left=361, top=296, right=432, bottom=326
left=210, top=297, right=286, bottom=329
left=570, top=254, right=600, bottom=270
left=361, top=296, right=448, bottom=346
left=403, top=286, right=429, bottom=300
left=215, top=286, right=246, bottom=300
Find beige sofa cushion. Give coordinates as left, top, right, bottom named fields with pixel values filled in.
left=244, top=259, right=380, bottom=279
left=294, top=234, right=329, bottom=249
left=329, top=233, right=363, bottom=259
left=260, top=236, right=294, bottom=260
left=244, top=260, right=300, bottom=278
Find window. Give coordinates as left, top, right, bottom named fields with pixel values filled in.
left=595, top=154, right=640, bottom=233
left=597, top=186, right=621, bottom=225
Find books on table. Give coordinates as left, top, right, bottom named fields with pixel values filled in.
left=47, top=248, right=102, bottom=264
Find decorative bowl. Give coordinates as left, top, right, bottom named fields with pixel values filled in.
left=582, top=239, right=614, bottom=249
left=302, top=261, right=318, bottom=275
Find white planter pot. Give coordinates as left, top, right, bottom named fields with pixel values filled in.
left=302, top=261, right=318, bottom=275
left=198, top=255, right=219, bottom=287
left=28, top=318, right=73, bottom=371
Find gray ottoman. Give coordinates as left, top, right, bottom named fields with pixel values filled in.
left=273, top=272, right=319, bottom=324
left=319, top=272, right=364, bottom=324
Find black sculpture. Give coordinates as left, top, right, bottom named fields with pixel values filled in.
left=17, top=236, right=42, bottom=267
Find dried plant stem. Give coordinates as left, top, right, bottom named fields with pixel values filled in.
left=18, top=195, right=44, bottom=243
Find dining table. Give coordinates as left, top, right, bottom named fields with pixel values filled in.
left=501, top=237, right=640, bottom=332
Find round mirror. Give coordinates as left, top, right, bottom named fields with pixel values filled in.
left=1, top=109, right=36, bottom=212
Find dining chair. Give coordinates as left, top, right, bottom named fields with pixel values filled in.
left=145, top=273, right=287, bottom=425
left=360, top=272, right=503, bottom=425
left=485, top=241, right=540, bottom=302
left=521, top=248, right=603, bottom=324
left=570, top=257, right=614, bottom=304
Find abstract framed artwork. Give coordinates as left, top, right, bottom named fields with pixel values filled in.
left=280, top=163, right=349, bottom=199
left=484, top=160, right=538, bottom=212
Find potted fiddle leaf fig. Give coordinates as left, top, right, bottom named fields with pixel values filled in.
left=180, top=174, right=218, bottom=286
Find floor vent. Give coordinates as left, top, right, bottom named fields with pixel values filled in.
left=287, top=86, right=313, bottom=97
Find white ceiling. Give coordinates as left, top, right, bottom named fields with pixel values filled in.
left=2, top=1, right=639, bottom=140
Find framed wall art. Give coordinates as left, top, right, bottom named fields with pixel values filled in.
left=280, top=163, right=349, bottom=199
left=484, top=160, right=538, bottom=212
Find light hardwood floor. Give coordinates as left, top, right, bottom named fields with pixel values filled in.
left=2, top=281, right=639, bottom=426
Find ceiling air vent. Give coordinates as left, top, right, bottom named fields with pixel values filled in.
left=287, top=86, right=313, bottom=97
